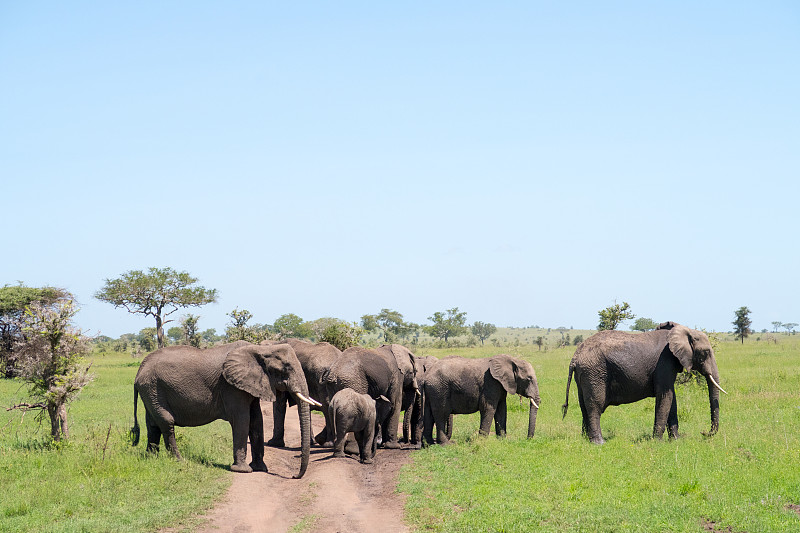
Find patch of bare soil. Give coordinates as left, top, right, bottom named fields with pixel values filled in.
left=786, top=503, right=800, bottom=517
left=700, top=518, right=739, bottom=533
left=187, top=402, right=413, bottom=533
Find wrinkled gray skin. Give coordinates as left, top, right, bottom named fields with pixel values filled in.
left=562, top=322, right=723, bottom=444
left=263, top=338, right=342, bottom=448
left=372, top=344, right=419, bottom=448
left=321, top=347, right=401, bottom=448
left=132, top=342, right=312, bottom=478
left=401, top=355, right=452, bottom=446
left=329, top=388, right=392, bottom=463
left=423, top=354, right=540, bottom=445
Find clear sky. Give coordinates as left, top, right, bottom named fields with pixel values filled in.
left=2, top=2, right=798, bottom=338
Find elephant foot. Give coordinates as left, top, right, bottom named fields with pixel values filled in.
left=230, top=463, right=253, bottom=473
left=249, top=460, right=268, bottom=472
left=589, top=436, right=605, bottom=445
left=332, top=450, right=345, bottom=458
left=266, top=437, right=285, bottom=448
left=380, top=440, right=401, bottom=449
left=361, top=457, right=373, bottom=464
left=314, top=430, right=329, bottom=446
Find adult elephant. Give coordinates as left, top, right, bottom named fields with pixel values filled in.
left=263, top=338, right=341, bottom=448
left=562, top=322, right=727, bottom=444
left=321, top=346, right=403, bottom=448
left=132, top=342, right=316, bottom=478
left=372, top=343, right=419, bottom=448
left=422, top=354, right=540, bottom=446
left=401, top=355, right=451, bottom=446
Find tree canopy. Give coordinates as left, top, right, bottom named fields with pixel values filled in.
left=1, top=284, right=70, bottom=377
left=597, top=301, right=635, bottom=331
left=471, top=321, right=497, bottom=345
left=361, top=309, right=416, bottom=343
left=95, top=267, right=218, bottom=349
left=732, top=306, right=752, bottom=344
left=8, top=298, right=93, bottom=440
left=630, top=317, right=658, bottom=332
left=424, top=307, right=468, bottom=344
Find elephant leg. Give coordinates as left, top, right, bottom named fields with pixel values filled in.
left=332, top=426, right=346, bottom=458
left=667, top=393, right=680, bottom=439
left=577, top=387, right=590, bottom=437
left=581, top=393, right=605, bottom=444
left=478, top=403, right=497, bottom=436
left=249, top=399, right=267, bottom=472
left=316, top=401, right=335, bottom=448
left=358, top=428, right=373, bottom=464
left=230, top=415, right=253, bottom=473
left=445, top=414, right=453, bottom=440
left=653, top=387, right=675, bottom=439
left=401, top=405, right=412, bottom=443
left=163, top=424, right=182, bottom=460
left=267, top=392, right=287, bottom=448
left=144, top=411, right=162, bottom=454
left=381, top=401, right=401, bottom=449
left=410, top=394, right=423, bottom=446
left=494, top=396, right=507, bottom=437
left=422, top=397, right=435, bottom=446
left=432, top=405, right=452, bottom=445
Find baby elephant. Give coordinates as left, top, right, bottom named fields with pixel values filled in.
left=329, top=388, right=391, bottom=464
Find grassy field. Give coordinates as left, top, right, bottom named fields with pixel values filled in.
left=1, top=335, right=798, bottom=532
left=0, top=353, right=233, bottom=532
left=401, top=338, right=800, bottom=532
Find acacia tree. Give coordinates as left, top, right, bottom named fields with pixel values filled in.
left=630, top=317, right=658, bottom=332
left=424, top=307, right=468, bottom=345
left=1, top=284, right=70, bottom=377
left=732, top=306, right=752, bottom=344
left=181, top=314, right=201, bottom=347
left=361, top=309, right=413, bottom=343
left=597, top=301, right=635, bottom=331
left=95, top=267, right=218, bottom=348
left=9, top=299, right=93, bottom=441
left=471, top=321, right=497, bottom=345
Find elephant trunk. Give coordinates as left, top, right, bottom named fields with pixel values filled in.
left=527, top=399, right=538, bottom=438
left=294, top=397, right=311, bottom=479
left=705, top=370, right=721, bottom=436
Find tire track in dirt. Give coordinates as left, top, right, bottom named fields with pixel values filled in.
left=189, top=402, right=412, bottom=533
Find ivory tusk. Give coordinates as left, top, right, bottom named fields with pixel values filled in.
left=530, top=397, right=539, bottom=409
left=708, top=375, right=728, bottom=395
left=296, top=393, right=322, bottom=407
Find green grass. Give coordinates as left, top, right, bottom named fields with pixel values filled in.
left=399, top=338, right=800, bottom=532
left=2, top=336, right=799, bottom=532
left=0, top=352, right=232, bottom=533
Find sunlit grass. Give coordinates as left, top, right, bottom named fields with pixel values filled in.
left=400, top=337, right=800, bottom=532
left=0, top=352, right=232, bottom=533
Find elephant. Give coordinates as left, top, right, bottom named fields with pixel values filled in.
left=401, top=355, right=452, bottom=446
left=321, top=346, right=401, bottom=448
left=132, top=341, right=318, bottom=478
left=371, top=344, right=419, bottom=448
left=263, top=338, right=342, bottom=448
left=328, top=388, right=392, bottom=463
left=422, top=354, right=540, bottom=445
left=562, top=321, right=727, bottom=444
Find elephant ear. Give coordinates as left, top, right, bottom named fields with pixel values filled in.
left=222, top=346, right=277, bottom=401
left=489, top=355, right=517, bottom=395
left=668, top=325, right=694, bottom=372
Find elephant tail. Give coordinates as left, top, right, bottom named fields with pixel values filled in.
left=131, top=386, right=140, bottom=446
left=562, top=364, right=574, bottom=420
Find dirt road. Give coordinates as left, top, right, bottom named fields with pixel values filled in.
left=192, top=402, right=413, bottom=533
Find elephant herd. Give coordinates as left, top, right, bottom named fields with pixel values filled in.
left=131, top=321, right=726, bottom=478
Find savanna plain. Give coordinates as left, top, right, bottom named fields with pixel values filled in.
left=1, top=331, right=798, bottom=532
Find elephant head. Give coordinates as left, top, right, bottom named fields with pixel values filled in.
left=379, top=344, right=419, bottom=393
left=489, top=354, right=540, bottom=438
left=667, top=325, right=726, bottom=435
left=222, top=343, right=316, bottom=478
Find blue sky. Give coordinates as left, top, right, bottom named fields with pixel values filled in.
left=2, top=2, right=798, bottom=337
